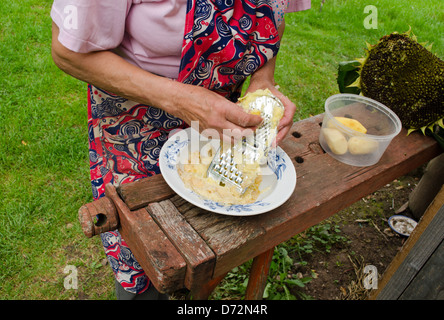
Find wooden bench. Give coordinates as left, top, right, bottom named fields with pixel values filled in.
left=78, top=114, right=442, bottom=299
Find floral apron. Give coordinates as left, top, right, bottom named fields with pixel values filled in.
left=89, top=0, right=280, bottom=294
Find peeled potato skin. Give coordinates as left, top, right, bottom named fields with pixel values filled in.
left=322, top=128, right=348, bottom=155
left=348, top=136, right=379, bottom=155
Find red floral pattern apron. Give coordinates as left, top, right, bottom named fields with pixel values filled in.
left=89, top=0, right=280, bottom=294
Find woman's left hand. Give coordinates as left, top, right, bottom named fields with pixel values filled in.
left=245, top=76, right=297, bottom=146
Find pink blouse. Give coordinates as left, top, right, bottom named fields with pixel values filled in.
left=51, top=0, right=311, bottom=79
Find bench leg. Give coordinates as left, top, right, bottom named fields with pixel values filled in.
left=190, top=272, right=227, bottom=300
left=245, top=247, right=275, bottom=300
left=191, top=247, right=275, bottom=300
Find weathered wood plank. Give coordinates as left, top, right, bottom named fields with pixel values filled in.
left=117, top=173, right=176, bottom=210
left=78, top=196, right=118, bottom=238
left=105, top=184, right=187, bottom=294
left=182, top=211, right=267, bottom=277
left=147, top=200, right=216, bottom=292
left=371, top=186, right=444, bottom=300
left=279, top=115, right=324, bottom=162
left=399, top=239, right=444, bottom=300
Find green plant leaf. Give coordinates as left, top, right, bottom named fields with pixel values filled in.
left=429, top=124, right=444, bottom=150
left=337, top=60, right=361, bottom=94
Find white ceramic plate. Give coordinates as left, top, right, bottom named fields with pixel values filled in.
left=159, top=128, right=296, bottom=216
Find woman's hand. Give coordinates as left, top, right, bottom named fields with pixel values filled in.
left=268, top=86, right=297, bottom=145
left=165, top=82, right=263, bottom=142
left=245, top=59, right=297, bottom=145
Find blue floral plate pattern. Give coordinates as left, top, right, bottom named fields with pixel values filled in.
left=159, top=128, right=296, bottom=216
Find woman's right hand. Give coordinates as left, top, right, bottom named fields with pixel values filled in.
left=165, top=82, right=263, bottom=142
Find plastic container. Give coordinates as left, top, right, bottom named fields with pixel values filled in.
left=319, top=94, right=402, bottom=167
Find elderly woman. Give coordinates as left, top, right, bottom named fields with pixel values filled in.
left=51, top=0, right=310, bottom=299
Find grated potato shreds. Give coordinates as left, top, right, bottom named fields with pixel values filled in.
left=178, top=151, right=262, bottom=205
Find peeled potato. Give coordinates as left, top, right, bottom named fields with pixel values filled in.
left=348, top=136, right=378, bottom=155
left=328, top=117, right=367, bottom=134
left=322, top=128, right=348, bottom=155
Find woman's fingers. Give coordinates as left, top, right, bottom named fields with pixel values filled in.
left=224, top=103, right=263, bottom=128
left=216, top=102, right=264, bottom=143
left=271, top=89, right=297, bottom=145
left=178, top=84, right=297, bottom=145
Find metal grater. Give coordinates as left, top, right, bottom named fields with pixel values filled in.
left=206, top=91, right=284, bottom=194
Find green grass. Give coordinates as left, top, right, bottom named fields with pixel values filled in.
left=0, top=0, right=443, bottom=299
left=0, top=0, right=112, bottom=299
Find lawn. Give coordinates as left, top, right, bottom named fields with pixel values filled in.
left=0, top=0, right=442, bottom=300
